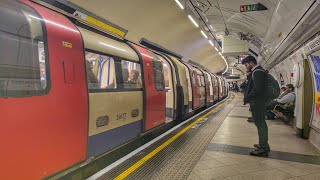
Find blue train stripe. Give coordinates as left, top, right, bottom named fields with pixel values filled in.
left=88, top=120, right=142, bottom=157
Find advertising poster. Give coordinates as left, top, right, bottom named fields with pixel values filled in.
left=309, top=50, right=320, bottom=130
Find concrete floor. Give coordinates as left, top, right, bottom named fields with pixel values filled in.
left=188, top=94, right=320, bottom=180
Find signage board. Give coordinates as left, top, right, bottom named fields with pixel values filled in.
left=240, top=3, right=267, bottom=12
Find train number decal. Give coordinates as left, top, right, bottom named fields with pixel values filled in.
left=116, top=113, right=127, bottom=120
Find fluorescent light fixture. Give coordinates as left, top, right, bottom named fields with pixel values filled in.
left=209, top=40, right=214, bottom=46
left=188, top=15, right=199, bottom=28
left=201, top=30, right=208, bottom=39
left=175, top=0, right=184, bottom=9
left=210, top=25, right=213, bottom=30
left=214, top=47, right=218, bottom=51
left=203, top=14, right=208, bottom=22
left=99, top=42, right=126, bottom=52
left=219, top=52, right=222, bottom=56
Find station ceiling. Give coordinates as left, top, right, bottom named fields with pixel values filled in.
left=68, top=0, right=280, bottom=73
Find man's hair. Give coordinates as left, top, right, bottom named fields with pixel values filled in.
left=281, top=87, right=286, bottom=91
left=286, top=84, right=294, bottom=91
left=242, top=55, right=257, bottom=65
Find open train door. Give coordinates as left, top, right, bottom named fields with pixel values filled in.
left=131, top=44, right=166, bottom=131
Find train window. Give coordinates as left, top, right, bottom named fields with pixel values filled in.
left=196, top=75, right=201, bottom=86
left=191, top=73, right=196, bottom=86
left=0, top=1, right=49, bottom=98
left=163, top=63, right=170, bottom=87
left=200, top=76, right=205, bottom=86
left=153, top=60, right=164, bottom=91
left=184, top=66, right=191, bottom=87
left=121, top=60, right=142, bottom=89
left=207, top=74, right=212, bottom=86
left=85, top=51, right=116, bottom=90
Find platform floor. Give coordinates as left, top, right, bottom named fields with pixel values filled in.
left=188, top=94, right=320, bottom=180
left=91, top=94, right=320, bottom=180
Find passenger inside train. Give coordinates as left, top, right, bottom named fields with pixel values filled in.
left=128, top=69, right=142, bottom=88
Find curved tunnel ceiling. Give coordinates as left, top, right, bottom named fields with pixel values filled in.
left=68, top=0, right=227, bottom=73
left=199, top=0, right=279, bottom=39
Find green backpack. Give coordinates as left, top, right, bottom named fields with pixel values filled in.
left=253, top=69, right=280, bottom=100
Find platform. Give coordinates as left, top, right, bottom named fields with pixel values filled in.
left=89, top=94, right=320, bottom=180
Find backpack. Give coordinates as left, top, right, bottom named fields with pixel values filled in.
left=253, top=69, right=280, bottom=100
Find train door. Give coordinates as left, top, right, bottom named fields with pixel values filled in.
left=207, top=73, right=214, bottom=104
left=198, top=72, right=206, bottom=107
left=212, top=75, right=219, bottom=102
left=201, top=70, right=210, bottom=105
left=222, top=78, right=226, bottom=97
left=184, top=64, right=193, bottom=113
left=0, top=1, right=88, bottom=179
left=218, top=76, right=224, bottom=99
left=132, top=44, right=166, bottom=131
left=158, top=54, right=175, bottom=122
left=191, top=69, right=200, bottom=109
left=204, top=71, right=213, bottom=105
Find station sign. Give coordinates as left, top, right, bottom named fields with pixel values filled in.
left=240, top=3, right=267, bottom=12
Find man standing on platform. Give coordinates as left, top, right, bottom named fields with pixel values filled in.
left=242, top=55, right=270, bottom=156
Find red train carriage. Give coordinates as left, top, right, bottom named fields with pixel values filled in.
left=0, top=1, right=88, bottom=179
left=0, top=1, right=228, bottom=179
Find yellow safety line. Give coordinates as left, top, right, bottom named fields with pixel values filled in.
left=114, top=102, right=226, bottom=180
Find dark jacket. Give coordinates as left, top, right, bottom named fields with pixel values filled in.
left=244, top=66, right=267, bottom=103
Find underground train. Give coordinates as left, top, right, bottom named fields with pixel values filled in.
left=0, top=0, right=228, bottom=179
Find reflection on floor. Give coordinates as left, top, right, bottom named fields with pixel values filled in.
left=188, top=94, right=320, bottom=180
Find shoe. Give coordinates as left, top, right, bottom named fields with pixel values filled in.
left=248, top=117, right=253, bottom=120
left=250, top=148, right=269, bottom=157
left=247, top=119, right=254, bottom=123
left=254, top=144, right=270, bottom=151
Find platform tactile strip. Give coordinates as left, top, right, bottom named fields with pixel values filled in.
left=150, top=97, right=237, bottom=180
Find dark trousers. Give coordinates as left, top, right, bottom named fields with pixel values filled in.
left=250, top=100, right=269, bottom=149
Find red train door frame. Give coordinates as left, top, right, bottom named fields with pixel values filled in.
left=130, top=43, right=165, bottom=131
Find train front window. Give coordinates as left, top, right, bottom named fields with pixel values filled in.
left=85, top=51, right=116, bottom=90
left=0, top=0, right=49, bottom=98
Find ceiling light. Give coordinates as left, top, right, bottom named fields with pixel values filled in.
left=210, top=25, right=213, bottom=30
left=214, top=47, right=218, bottom=51
left=219, top=52, right=222, bottom=56
left=188, top=15, right=199, bottom=28
left=203, top=15, right=208, bottom=22
left=201, top=30, right=208, bottom=39
left=175, top=0, right=184, bottom=9
left=209, top=40, right=214, bottom=46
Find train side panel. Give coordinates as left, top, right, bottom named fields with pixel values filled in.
left=79, top=27, right=143, bottom=156
left=0, top=1, right=88, bottom=179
